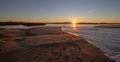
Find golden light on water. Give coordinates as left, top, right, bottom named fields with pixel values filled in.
left=72, top=20, right=76, bottom=28
left=71, top=18, right=77, bottom=30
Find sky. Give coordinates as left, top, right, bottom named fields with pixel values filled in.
left=0, top=0, right=120, bottom=23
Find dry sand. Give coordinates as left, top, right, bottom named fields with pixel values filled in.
left=0, top=27, right=113, bottom=62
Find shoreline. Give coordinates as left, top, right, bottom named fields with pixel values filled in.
left=0, top=27, right=113, bottom=62
left=63, top=30, right=113, bottom=60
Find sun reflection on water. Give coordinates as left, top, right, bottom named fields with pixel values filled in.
left=72, top=20, right=77, bottom=30
left=72, top=21, right=76, bottom=27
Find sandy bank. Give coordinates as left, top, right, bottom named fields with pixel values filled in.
left=0, top=27, right=113, bottom=62
left=95, top=24, right=120, bottom=28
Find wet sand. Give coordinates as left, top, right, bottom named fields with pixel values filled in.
left=0, top=27, right=113, bottom=62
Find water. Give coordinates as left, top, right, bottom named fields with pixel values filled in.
left=0, top=25, right=45, bottom=29
left=47, top=24, right=120, bottom=62
left=0, top=24, right=120, bottom=62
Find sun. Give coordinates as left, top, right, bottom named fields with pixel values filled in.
left=72, top=20, right=76, bottom=28
left=72, top=20, right=76, bottom=24
left=71, top=18, right=77, bottom=29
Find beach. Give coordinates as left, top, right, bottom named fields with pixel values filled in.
left=0, top=27, right=112, bottom=62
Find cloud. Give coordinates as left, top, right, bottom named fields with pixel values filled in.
left=88, top=9, right=96, bottom=13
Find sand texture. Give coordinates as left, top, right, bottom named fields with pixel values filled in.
left=0, top=27, right=112, bottom=62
